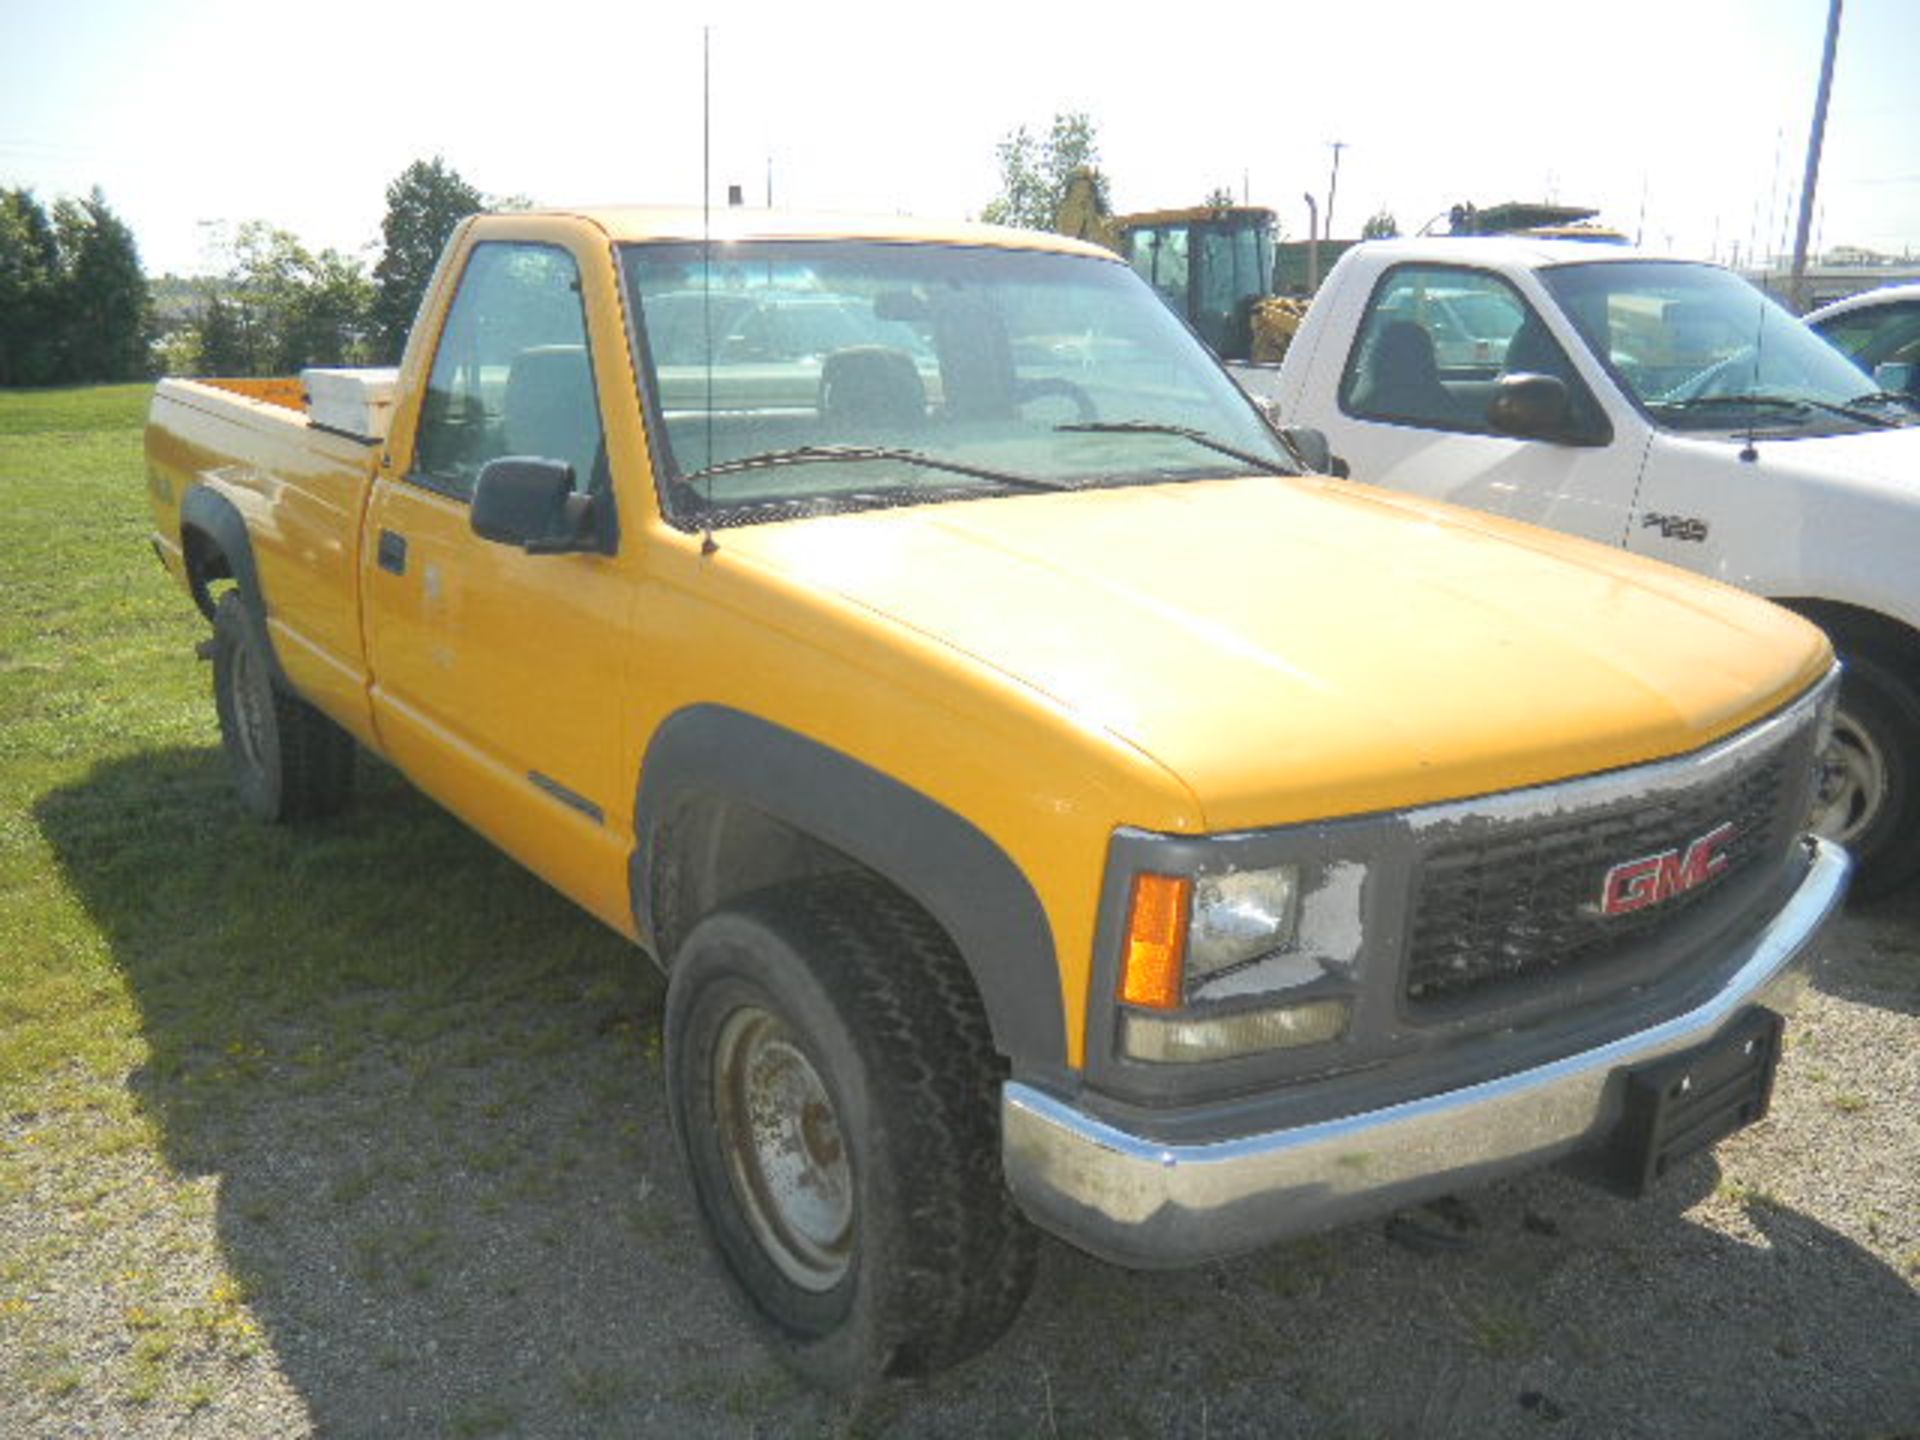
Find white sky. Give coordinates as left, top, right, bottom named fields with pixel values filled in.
left=3, top=0, right=1915, bottom=277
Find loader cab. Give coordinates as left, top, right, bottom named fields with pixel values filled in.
left=1121, top=207, right=1276, bottom=361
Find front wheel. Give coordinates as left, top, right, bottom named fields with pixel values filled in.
left=663, top=877, right=1037, bottom=1390
left=1811, top=652, right=1920, bottom=898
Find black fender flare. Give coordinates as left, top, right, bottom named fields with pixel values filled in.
left=632, top=705, right=1067, bottom=1069
left=179, top=486, right=288, bottom=684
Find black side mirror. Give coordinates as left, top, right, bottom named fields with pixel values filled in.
left=1487, top=372, right=1575, bottom=442
left=471, top=457, right=604, bottom=554
left=1278, top=425, right=1335, bottom=475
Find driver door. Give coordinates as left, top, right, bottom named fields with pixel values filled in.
left=365, top=238, right=636, bottom=924
left=1311, top=262, right=1648, bottom=548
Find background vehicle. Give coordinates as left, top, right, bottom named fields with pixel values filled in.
left=1806, top=283, right=1920, bottom=402
left=1056, top=171, right=1306, bottom=362
left=1267, top=237, right=1920, bottom=895
left=145, top=209, right=1844, bottom=1388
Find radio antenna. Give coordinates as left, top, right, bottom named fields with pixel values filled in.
left=1740, top=296, right=1766, bottom=463
left=700, top=25, right=718, bottom=552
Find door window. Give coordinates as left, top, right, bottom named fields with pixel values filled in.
left=1340, top=264, right=1599, bottom=436
left=413, top=244, right=606, bottom=500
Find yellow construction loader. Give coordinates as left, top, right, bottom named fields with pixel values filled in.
left=1057, top=170, right=1307, bottom=363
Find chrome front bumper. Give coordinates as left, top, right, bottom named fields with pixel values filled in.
left=1002, top=837, right=1850, bottom=1268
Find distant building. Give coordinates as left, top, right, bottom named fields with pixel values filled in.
left=1745, top=256, right=1920, bottom=312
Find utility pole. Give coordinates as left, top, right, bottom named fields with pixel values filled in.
left=1326, top=141, right=1347, bottom=240
left=1790, top=0, right=1843, bottom=312
left=1304, top=193, right=1320, bottom=293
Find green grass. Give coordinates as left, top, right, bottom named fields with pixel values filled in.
left=0, top=384, right=665, bottom=1430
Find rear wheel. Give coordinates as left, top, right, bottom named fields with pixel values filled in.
left=664, top=876, right=1037, bottom=1390
left=210, top=592, right=355, bottom=822
left=1813, top=651, right=1920, bottom=898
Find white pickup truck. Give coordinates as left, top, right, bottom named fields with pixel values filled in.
left=1262, top=238, right=1920, bottom=896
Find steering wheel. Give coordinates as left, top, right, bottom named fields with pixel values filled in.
left=1013, top=376, right=1097, bottom=422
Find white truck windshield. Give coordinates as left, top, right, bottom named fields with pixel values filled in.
left=1540, top=260, right=1904, bottom=433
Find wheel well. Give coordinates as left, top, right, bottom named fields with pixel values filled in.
left=1772, top=598, right=1920, bottom=684
left=181, top=524, right=234, bottom=622
left=632, top=705, right=1067, bottom=1069
left=647, top=794, right=871, bottom=964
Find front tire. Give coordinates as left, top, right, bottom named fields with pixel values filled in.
left=1812, top=651, right=1920, bottom=899
left=210, top=592, right=355, bottom=823
left=664, top=876, right=1037, bottom=1390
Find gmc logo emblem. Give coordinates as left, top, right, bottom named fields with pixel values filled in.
left=1599, top=822, right=1737, bottom=916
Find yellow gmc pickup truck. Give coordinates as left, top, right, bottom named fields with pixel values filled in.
left=145, top=207, right=1849, bottom=1388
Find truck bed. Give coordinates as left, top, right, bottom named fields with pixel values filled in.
left=146, top=376, right=385, bottom=744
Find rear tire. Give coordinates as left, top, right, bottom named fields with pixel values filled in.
left=210, top=592, right=355, bottom=823
left=664, top=876, right=1037, bottom=1390
left=1813, top=651, right=1920, bottom=899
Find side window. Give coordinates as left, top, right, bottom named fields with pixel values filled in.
left=1340, top=264, right=1599, bottom=438
left=1826, top=304, right=1920, bottom=373
left=1128, top=227, right=1189, bottom=313
left=413, top=243, right=605, bottom=500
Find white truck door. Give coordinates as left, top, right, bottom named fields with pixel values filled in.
left=1299, top=260, right=1648, bottom=547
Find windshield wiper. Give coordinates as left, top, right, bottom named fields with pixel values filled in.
left=1653, top=393, right=1897, bottom=428
left=681, top=444, right=1067, bottom=493
left=1054, top=421, right=1296, bottom=476
left=1848, top=390, right=1920, bottom=418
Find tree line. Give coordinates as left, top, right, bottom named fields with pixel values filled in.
left=0, top=188, right=148, bottom=387
left=0, top=157, right=487, bottom=386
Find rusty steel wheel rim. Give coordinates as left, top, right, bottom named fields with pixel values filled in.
left=712, top=1005, right=853, bottom=1292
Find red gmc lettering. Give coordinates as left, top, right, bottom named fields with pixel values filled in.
left=1600, top=822, right=1737, bottom=916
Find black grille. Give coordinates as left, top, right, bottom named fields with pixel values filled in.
left=1406, top=749, right=1795, bottom=1008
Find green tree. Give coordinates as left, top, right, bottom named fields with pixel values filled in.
left=192, top=222, right=373, bottom=376
left=195, top=288, right=247, bottom=375
left=0, top=188, right=63, bottom=385
left=55, top=190, right=151, bottom=381
left=0, top=186, right=150, bottom=384
left=279, top=248, right=374, bottom=371
left=1361, top=210, right=1400, bottom=240
left=982, top=112, right=1105, bottom=231
left=371, top=156, right=483, bottom=362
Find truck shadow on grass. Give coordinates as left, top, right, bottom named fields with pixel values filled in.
left=34, top=748, right=1920, bottom=1439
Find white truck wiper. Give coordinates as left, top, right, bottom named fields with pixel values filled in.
left=1654, top=393, right=1898, bottom=428
left=1055, top=421, right=1297, bottom=476
left=682, top=445, right=1068, bottom=493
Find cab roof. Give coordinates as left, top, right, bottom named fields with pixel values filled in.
left=491, top=205, right=1120, bottom=260
left=1351, top=236, right=1679, bottom=270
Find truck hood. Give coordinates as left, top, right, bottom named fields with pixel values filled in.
left=1736, top=421, right=1920, bottom=495
left=720, top=476, right=1829, bottom=830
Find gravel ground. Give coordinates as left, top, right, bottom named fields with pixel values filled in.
left=4, top=878, right=1916, bottom=1439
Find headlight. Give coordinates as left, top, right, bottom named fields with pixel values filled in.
left=1116, top=858, right=1365, bottom=1062
left=1188, top=867, right=1300, bottom=983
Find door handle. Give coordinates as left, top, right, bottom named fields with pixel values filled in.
left=377, top=529, right=408, bottom=575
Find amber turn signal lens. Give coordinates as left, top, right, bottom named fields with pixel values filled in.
left=1120, top=873, right=1190, bottom=1010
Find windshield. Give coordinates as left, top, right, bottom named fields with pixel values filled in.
left=1539, top=260, right=1903, bottom=433
left=620, top=240, right=1293, bottom=526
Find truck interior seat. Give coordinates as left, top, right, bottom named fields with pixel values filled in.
left=505, top=345, right=601, bottom=490
left=1356, top=320, right=1458, bottom=426
left=819, top=346, right=926, bottom=434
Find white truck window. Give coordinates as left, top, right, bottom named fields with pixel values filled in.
left=1338, top=264, right=1598, bottom=436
